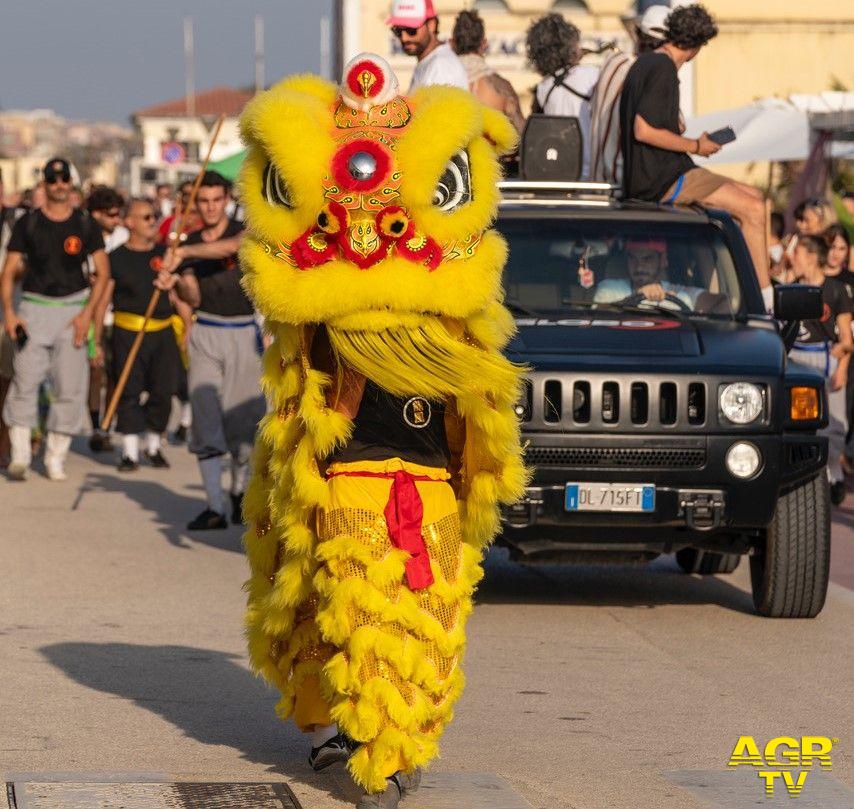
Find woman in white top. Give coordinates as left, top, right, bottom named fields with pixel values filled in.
left=526, top=13, right=600, bottom=178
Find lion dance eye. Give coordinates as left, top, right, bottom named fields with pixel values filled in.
left=263, top=161, right=293, bottom=208
left=433, top=150, right=471, bottom=212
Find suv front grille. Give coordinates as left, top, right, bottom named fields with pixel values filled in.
left=519, top=375, right=709, bottom=431
left=526, top=445, right=707, bottom=469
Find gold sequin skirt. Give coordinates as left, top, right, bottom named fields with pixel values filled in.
left=291, top=458, right=482, bottom=791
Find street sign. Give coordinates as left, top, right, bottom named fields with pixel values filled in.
left=161, top=141, right=187, bottom=165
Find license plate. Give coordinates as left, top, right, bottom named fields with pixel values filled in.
left=565, top=483, right=655, bottom=512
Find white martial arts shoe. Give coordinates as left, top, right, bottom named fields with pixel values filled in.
left=8, top=425, right=31, bottom=481
left=44, top=432, right=71, bottom=482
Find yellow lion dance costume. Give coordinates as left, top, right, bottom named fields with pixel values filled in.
left=238, top=53, right=527, bottom=798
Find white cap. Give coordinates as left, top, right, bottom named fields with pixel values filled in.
left=638, top=5, right=670, bottom=39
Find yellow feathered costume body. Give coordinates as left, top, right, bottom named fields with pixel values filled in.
left=238, top=54, right=527, bottom=791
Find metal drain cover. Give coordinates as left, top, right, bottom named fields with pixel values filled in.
left=7, top=782, right=301, bottom=809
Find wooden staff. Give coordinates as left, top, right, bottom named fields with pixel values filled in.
left=102, top=114, right=226, bottom=431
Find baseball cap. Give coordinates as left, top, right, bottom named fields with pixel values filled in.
left=638, top=5, right=670, bottom=39
left=387, top=0, right=436, bottom=28
left=43, top=157, right=73, bottom=183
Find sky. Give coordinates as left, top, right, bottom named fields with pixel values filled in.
left=0, top=0, right=333, bottom=124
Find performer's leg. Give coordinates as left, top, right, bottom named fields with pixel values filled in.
left=220, top=326, right=265, bottom=524
left=316, top=460, right=475, bottom=795
left=188, top=325, right=228, bottom=527
left=46, top=306, right=89, bottom=441
left=141, top=329, right=176, bottom=467
left=111, top=327, right=147, bottom=468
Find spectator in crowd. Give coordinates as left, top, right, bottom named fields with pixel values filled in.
left=794, top=197, right=836, bottom=236
left=158, top=181, right=201, bottom=246
left=87, top=185, right=128, bottom=254
left=825, top=223, right=852, bottom=283
left=155, top=183, right=174, bottom=219
left=451, top=9, right=525, bottom=133
left=790, top=234, right=852, bottom=505
left=109, top=198, right=176, bottom=472
left=387, top=0, right=468, bottom=91
left=526, top=13, right=600, bottom=179
left=1, top=157, right=109, bottom=481
left=768, top=210, right=793, bottom=283
left=86, top=185, right=128, bottom=452
left=842, top=191, right=854, bottom=220
left=589, top=4, right=669, bottom=185
left=620, top=4, right=771, bottom=300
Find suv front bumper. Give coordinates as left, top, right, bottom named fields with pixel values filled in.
left=504, top=432, right=826, bottom=532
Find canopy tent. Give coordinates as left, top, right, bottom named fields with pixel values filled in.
left=684, top=92, right=854, bottom=165
left=208, top=149, right=247, bottom=181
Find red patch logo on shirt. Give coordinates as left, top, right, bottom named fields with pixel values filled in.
left=820, top=303, right=831, bottom=323
left=63, top=236, right=82, bottom=255
left=150, top=255, right=164, bottom=272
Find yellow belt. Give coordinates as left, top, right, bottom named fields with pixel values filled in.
left=113, top=311, right=174, bottom=333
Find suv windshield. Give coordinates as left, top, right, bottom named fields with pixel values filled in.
left=498, top=217, right=742, bottom=318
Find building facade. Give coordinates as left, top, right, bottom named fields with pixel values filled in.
left=129, top=87, right=252, bottom=196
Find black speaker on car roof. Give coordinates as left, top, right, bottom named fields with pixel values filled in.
left=520, top=115, right=583, bottom=182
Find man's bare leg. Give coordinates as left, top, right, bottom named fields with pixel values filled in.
left=703, top=181, right=770, bottom=291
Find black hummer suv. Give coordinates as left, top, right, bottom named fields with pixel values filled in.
left=498, top=181, right=830, bottom=619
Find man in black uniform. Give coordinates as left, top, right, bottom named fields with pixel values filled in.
left=1, top=157, right=109, bottom=481
left=157, top=171, right=265, bottom=529
left=109, top=198, right=176, bottom=471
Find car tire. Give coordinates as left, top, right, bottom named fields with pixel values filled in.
left=750, top=474, right=830, bottom=618
left=676, top=548, right=740, bottom=575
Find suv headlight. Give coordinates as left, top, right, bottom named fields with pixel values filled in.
left=720, top=382, right=764, bottom=424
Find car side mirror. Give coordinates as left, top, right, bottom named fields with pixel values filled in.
left=774, top=284, right=822, bottom=321
left=774, top=284, right=823, bottom=352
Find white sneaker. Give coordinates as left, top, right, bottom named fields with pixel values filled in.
left=44, top=432, right=71, bottom=482
left=8, top=425, right=31, bottom=481
left=45, top=459, right=67, bottom=481
left=7, top=461, right=28, bottom=481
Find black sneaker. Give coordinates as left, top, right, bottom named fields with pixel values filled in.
left=117, top=456, right=139, bottom=473
left=830, top=480, right=846, bottom=506
left=187, top=509, right=228, bottom=530
left=144, top=449, right=170, bottom=469
left=231, top=492, right=244, bottom=525
left=89, top=432, right=113, bottom=453
left=356, top=770, right=420, bottom=809
left=173, top=425, right=188, bottom=443
left=308, top=733, right=355, bottom=772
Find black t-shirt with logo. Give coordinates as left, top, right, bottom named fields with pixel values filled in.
left=181, top=219, right=252, bottom=316
left=7, top=209, right=104, bottom=297
left=620, top=52, right=695, bottom=202
left=110, top=244, right=173, bottom=319
left=797, top=276, right=853, bottom=344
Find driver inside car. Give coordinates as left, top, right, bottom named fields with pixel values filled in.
left=593, top=237, right=704, bottom=309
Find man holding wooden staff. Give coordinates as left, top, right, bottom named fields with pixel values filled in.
left=157, top=171, right=265, bottom=530
left=109, top=198, right=177, bottom=472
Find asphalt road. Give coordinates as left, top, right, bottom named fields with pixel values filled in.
left=1, top=439, right=852, bottom=809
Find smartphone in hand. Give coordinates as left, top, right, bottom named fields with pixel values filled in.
left=14, top=324, right=28, bottom=349
left=708, top=126, right=736, bottom=146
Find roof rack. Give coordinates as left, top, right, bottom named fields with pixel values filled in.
left=498, top=180, right=621, bottom=207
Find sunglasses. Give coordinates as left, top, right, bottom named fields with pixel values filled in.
left=392, top=23, right=423, bottom=37
left=138, top=213, right=157, bottom=222
left=44, top=174, right=71, bottom=185
left=102, top=209, right=122, bottom=218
